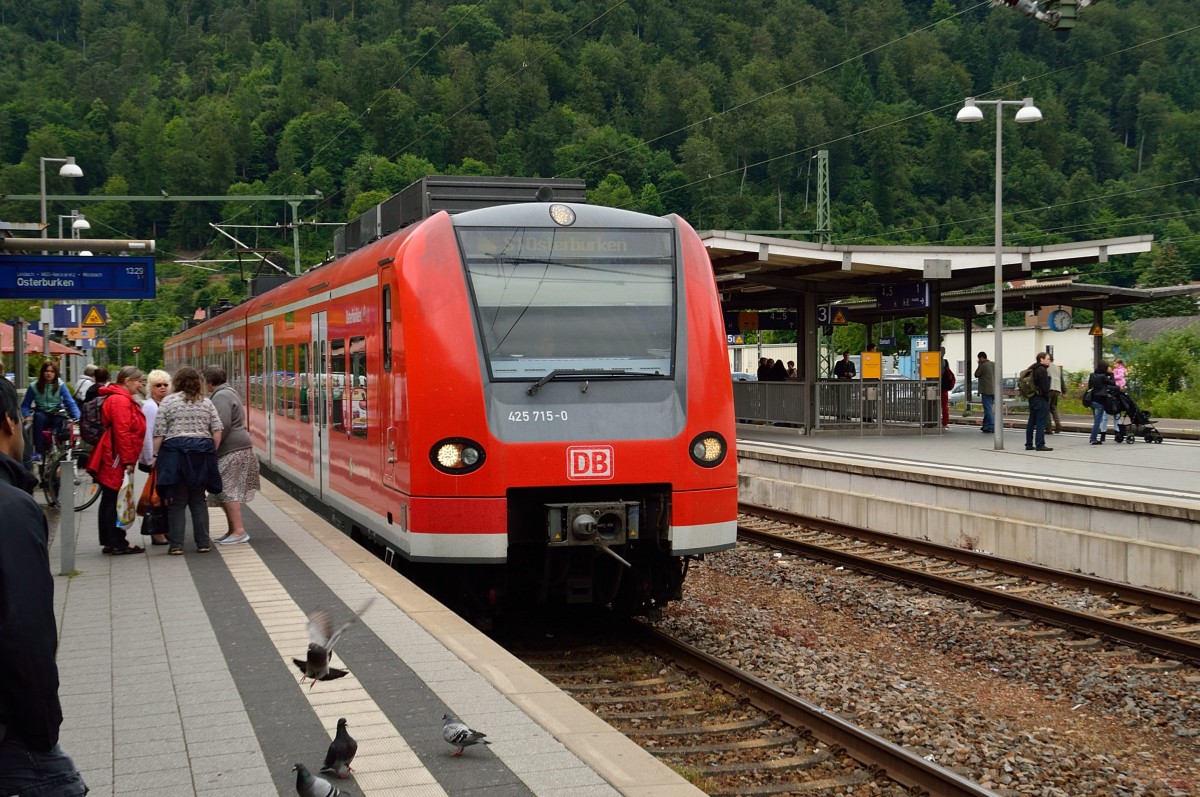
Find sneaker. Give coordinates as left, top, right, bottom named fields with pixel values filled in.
left=218, top=532, right=250, bottom=545
left=1035, top=446, right=1054, bottom=452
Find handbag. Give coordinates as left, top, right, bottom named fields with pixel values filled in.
left=141, top=506, right=169, bottom=536
left=137, top=467, right=162, bottom=516
left=1081, top=387, right=1093, bottom=408
left=116, top=473, right=137, bottom=528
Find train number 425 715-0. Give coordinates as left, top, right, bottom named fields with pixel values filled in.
left=508, top=410, right=569, bottom=422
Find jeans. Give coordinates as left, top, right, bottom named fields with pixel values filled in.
left=980, top=394, right=995, bottom=432
left=1025, top=395, right=1049, bottom=449
left=1090, top=404, right=1107, bottom=442
left=0, top=738, right=88, bottom=796
left=167, top=481, right=211, bottom=549
left=31, top=412, right=68, bottom=457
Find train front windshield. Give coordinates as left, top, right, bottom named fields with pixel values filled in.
left=458, top=227, right=676, bottom=381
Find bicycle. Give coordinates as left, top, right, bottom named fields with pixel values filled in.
left=32, top=409, right=101, bottom=511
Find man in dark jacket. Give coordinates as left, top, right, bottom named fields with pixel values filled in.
left=0, top=379, right=88, bottom=795
left=1024, top=352, right=1053, bottom=452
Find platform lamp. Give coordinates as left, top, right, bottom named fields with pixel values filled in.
left=39, top=156, right=84, bottom=361
left=956, top=97, right=1041, bottom=451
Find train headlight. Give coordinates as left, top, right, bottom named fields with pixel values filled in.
left=431, top=438, right=486, bottom=474
left=689, top=432, right=727, bottom=467
left=548, top=203, right=576, bottom=226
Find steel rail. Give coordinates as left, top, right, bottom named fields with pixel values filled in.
left=739, top=503, right=1200, bottom=620
left=737, top=507, right=1200, bottom=666
left=630, top=622, right=1001, bottom=797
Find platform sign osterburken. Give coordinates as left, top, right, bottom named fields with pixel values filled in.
left=0, top=255, right=155, bottom=299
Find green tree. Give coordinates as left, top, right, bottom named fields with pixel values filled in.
left=1131, top=244, right=1198, bottom=318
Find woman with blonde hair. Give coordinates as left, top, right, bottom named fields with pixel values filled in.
left=86, top=366, right=146, bottom=554
left=138, top=369, right=172, bottom=545
left=152, top=366, right=222, bottom=555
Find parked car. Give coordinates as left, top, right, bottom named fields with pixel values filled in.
left=731, top=371, right=758, bottom=382
left=949, top=376, right=1020, bottom=406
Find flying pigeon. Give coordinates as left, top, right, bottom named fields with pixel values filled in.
left=442, top=713, right=491, bottom=756
left=320, top=718, right=358, bottom=779
left=293, top=598, right=375, bottom=687
left=293, top=762, right=341, bottom=797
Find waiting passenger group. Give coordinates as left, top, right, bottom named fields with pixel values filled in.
left=76, top=363, right=259, bottom=557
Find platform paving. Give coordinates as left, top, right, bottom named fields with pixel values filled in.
left=48, top=480, right=699, bottom=797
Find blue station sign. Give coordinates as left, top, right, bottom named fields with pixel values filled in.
left=0, top=255, right=155, bottom=300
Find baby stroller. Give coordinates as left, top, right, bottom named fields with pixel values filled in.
left=1110, top=391, right=1163, bottom=444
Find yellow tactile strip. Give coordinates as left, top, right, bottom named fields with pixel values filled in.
left=216, top=540, right=449, bottom=797
left=248, top=480, right=705, bottom=797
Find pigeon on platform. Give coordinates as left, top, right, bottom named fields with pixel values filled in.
left=293, top=598, right=375, bottom=687
left=293, top=762, right=341, bottom=797
left=442, top=713, right=491, bottom=756
left=320, top=718, right=358, bottom=779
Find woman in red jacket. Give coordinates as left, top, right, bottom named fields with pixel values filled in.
left=86, top=366, right=147, bottom=554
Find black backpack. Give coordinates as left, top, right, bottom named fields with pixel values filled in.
left=78, top=395, right=108, bottom=445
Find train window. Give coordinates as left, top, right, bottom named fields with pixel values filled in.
left=284, top=345, right=296, bottom=419
left=233, top=350, right=244, bottom=404
left=330, top=338, right=346, bottom=433
left=382, top=287, right=392, bottom=372
left=276, top=346, right=286, bottom=416
left=349, top=336, right=366, bottom=438
left=457, top=227, right=677, bottom=381
left=298, top=344, right=309, bottom=424
left=248, top=349, right=259, bottom=408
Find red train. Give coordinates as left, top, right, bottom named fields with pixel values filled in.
left=165, top=180, right=737, bottom=612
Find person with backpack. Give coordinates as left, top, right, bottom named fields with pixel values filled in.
left=83, top=367, right=109, bottom=403
left=1022, top=352, right=1053, bottom=452
left=73, top=363, right=96, bottom=403
left=85, top=366, right=147, bottom=555
left=19, top=362, right=80, bottom=463
left=1087, top=361, right=1117, bottom=444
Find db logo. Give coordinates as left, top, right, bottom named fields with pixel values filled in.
left=567, top=446, right=614, bottom=481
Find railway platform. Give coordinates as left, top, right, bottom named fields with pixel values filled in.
left=47, top=480, right=701, bottom=797
left=736, top=421, right=1200, bottom=597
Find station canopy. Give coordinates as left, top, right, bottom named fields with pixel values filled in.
left=701, top=232, right=1182, bottom=319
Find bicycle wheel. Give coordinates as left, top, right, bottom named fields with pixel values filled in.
left=43, top=454, right=65, bottom=508
left=72, top=455, right=101, bottom=511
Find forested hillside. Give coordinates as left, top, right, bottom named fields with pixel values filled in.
left=1, top=0, right=1197, bottom=345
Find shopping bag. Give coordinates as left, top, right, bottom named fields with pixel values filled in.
left=116, top=473, right=137, bottom=529
left=136, top=467, right=160, bottom=516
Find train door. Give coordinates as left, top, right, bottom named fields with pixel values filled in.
left=378, top=272, right=399, bottom=487
left=263, top=324, right=276, bottom=462
left=312, top=311, right=330, bottom=497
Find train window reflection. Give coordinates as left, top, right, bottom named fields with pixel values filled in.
left=298, top=344, right=309, bottom=424
left=458, top=227, right=676, bottom=380
left=330, top=338, right=346, bottom=433
left=350, top=336, right=367, bottom=438
left=275, top=346, right=286, bottom=416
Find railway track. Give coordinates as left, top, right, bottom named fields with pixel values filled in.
left=738, top=503, right=1200, bottom=666
left=509, top=618, right=999, bottom=797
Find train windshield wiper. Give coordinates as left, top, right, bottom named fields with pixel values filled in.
left=526, top=369, right=659, bottom=396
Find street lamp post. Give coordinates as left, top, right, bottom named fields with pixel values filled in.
left=39, top=156, right=84, bottom=362
left=956, top=97, right=1041, bottom=451
left=56, top=211, right=92, bottom=384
